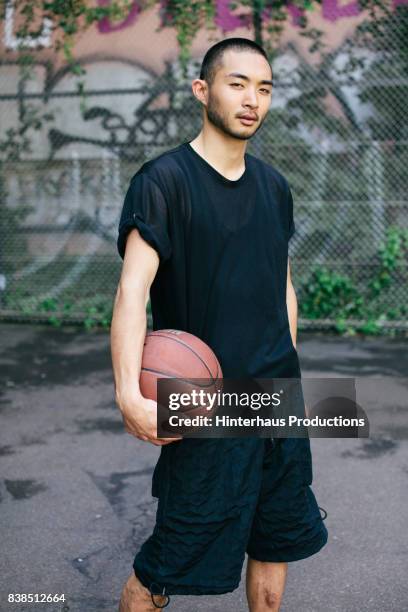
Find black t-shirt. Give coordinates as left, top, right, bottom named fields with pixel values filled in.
left=117, top=141, right=301, bottom=379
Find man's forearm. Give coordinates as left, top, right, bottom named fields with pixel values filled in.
left=286, top=283, right=298, bottom=349
left=110, top=282, right=148, bottom=405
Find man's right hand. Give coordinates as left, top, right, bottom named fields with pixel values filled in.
left=116, top=391, right=182, bottom=446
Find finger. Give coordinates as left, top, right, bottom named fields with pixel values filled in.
left=148, top=437, right=177, bottom=446
left=127, top=427, right=140, bottom=437
left=134, top=433, right=148, bottom=441
left=156, top=433, right=183, bottom=440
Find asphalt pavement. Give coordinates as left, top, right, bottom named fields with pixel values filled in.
left=0, top=324, right=407, bottom=612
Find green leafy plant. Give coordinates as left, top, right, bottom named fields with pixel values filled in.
left=299, top=226, right=408, bottom=335
left=300, top=268, right=364, bottom=320
left=8, top=1, right=133, bottom=70
left=368, top=227, right=408, bottom=298
left=4, top=0, right=321, bottom=79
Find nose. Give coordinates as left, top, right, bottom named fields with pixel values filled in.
left=242, top=87, right=259, bottom=108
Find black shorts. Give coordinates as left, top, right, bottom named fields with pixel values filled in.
left=133, top=437, right=328, bottom=597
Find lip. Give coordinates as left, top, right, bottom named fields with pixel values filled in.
left=238, top=116, right=257, bottom=125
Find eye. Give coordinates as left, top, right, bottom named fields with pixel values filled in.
left=230, top=82, right=243, bottom=87
left=260, top=88, right=271, bottom=94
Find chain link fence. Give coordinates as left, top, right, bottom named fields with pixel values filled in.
left=1, top=7, right=407, bottom=334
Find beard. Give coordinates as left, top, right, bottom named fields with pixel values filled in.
left=205, top=91, right=266, bottom=141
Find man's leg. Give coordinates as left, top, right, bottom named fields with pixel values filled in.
left=244, top=438, right=328, bottom=612
left=245, top=558, right=288, bottom=612
left=119, top=572, right=169, bottom=612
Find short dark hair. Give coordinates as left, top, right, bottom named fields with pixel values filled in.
left=199, top=37, right=271, bottom=87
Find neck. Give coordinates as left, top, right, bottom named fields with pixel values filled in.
left=189, top=131, right=247, bottom=180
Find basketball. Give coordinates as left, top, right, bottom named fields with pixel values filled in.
left=140, top=329, right=223, bottom=420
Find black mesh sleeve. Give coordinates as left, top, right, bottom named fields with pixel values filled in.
left=117, top=172, right=172, bottom=262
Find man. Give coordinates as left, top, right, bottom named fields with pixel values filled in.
left=111, top=37, right=328, bottom=611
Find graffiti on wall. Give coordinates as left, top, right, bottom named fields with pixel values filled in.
left=3, top=0, right=408, bottom=51
left=97, top=0, right=408, bottom=34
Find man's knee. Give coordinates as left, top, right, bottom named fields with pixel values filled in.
left=249, top=587, right=282, bottom=612
left=263, top=586, right=282, bottom=609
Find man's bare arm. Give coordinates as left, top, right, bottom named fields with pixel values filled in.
left=110, top=228, right=179, bottom=446
left=111, top=228, right=158, bottom=404
left=286, top=258, right=310, bottom=416
left=286, top=258, right=298, bottom=349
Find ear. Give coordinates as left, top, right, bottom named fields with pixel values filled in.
left=191, top=79, right=208, bottom=107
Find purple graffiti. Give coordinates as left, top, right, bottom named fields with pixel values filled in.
left=322, top=0, right=360, bottom=22
left=214, top=0, right=309, bottom=31
left=285, top=4, right=306, bottom=26
left=97, top=0, right=405, bottom=35
left=97, top=0, right=140, bottom=33
left=214, top=0, right=251, bottom=32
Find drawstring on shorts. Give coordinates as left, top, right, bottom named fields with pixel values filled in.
left=148, top=583, right=171, bottom=608
left=318, top=506, right=328, bottom=520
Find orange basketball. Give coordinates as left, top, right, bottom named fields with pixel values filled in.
left=140, top=329, right=223, bottom=419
